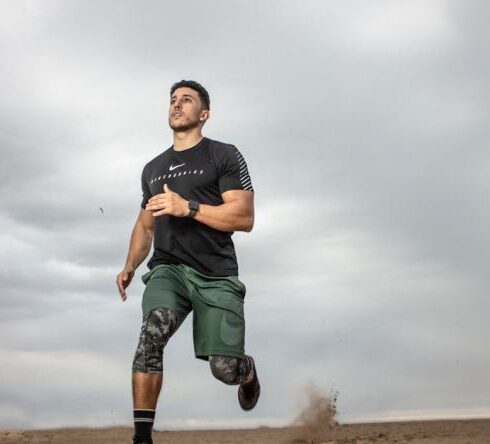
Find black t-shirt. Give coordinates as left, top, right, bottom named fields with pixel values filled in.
left=140, top=136, right=254, bottom=277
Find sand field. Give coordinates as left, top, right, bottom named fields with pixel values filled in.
left=1, top=419, right=490, bottom=443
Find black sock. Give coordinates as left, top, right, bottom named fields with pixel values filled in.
left=133, top=409, right=155, bottom=442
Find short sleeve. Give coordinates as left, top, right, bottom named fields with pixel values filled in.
left=140, top=165, right=151, bottom=209
left=218, top=145, right=254, bottom=194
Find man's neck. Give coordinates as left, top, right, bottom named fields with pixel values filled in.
left=173, top=130, right=204, bottom=151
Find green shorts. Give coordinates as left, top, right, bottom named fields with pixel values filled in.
left=141, top=263, right=246, bottom=361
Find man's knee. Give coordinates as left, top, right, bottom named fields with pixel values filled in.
left=209, top=355, right=241, bottom=385
left=132, top=307, right=181, bottom=373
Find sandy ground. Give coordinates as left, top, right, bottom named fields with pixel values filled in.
left=1, top=419, right=490, bottom=444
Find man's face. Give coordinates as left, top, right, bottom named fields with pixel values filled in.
left=168, top=87, right=208, bottom=132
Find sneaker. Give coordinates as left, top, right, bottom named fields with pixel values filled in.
left=238, top=356, right=260, bottom=411
left=132, top=435, right=153, bottom=444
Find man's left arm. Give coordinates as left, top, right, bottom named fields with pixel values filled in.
left=145, top=184, right=254, bottom=232
left=193, top=189, right=254, bottom=232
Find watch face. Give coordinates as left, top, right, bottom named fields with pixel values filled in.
left=189, top=200, right=199, bottom=211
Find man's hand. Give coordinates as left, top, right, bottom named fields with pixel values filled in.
left=116, top=266, right=135, bottom=301
left=145, top=183, right=189, bottom=217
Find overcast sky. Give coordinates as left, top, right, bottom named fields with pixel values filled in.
left=1, top=0, right=489, bottom=431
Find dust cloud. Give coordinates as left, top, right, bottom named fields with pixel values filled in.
left=290, top=383, right=339, bottom=442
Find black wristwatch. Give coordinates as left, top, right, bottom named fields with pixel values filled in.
left=187, top=200, right=199, bottom=218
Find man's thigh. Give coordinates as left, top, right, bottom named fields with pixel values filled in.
left=141, top=264, right=193, bottom=317
left=188, top=269, right=247, bottom=361
left=134, top=264, right=193, bottom=373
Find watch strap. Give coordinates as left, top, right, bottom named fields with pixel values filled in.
left=187, top=200, right=199, bottom=218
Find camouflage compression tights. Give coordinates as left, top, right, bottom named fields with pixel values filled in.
left=208, top=354, right=253, bottom=385
left=132, top=307, right=253, bottom=384
left=132, top=307, right=186, bottom=373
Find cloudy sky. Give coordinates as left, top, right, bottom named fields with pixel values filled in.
left=1, top=0, right=489, bottom=431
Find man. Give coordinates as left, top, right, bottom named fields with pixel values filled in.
left=116, top=80, right=260, bottom=444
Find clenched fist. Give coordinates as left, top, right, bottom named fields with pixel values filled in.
left=145, top=183, right=190, bottom=217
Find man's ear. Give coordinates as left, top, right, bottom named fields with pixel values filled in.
left=200, top=110, right=210, bottom=122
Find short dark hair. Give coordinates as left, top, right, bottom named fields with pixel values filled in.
left=170, top=80, right=210, bottom=110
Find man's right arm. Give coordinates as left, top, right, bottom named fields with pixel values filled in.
left=125, top=208, right=155, bottom=270
left=117, top=208, right=154, bottom=301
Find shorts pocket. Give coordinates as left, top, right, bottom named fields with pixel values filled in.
left=141, top=264, right=172, bottom=285
left=141, top=270, right=153, bottom=285
left=229, top=276, right=246, bottom=299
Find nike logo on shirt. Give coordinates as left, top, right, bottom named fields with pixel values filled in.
left=169, top=163, right=186, bottom=171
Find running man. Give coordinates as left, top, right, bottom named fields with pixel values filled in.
left=116, top=80, right=260, bottom=444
